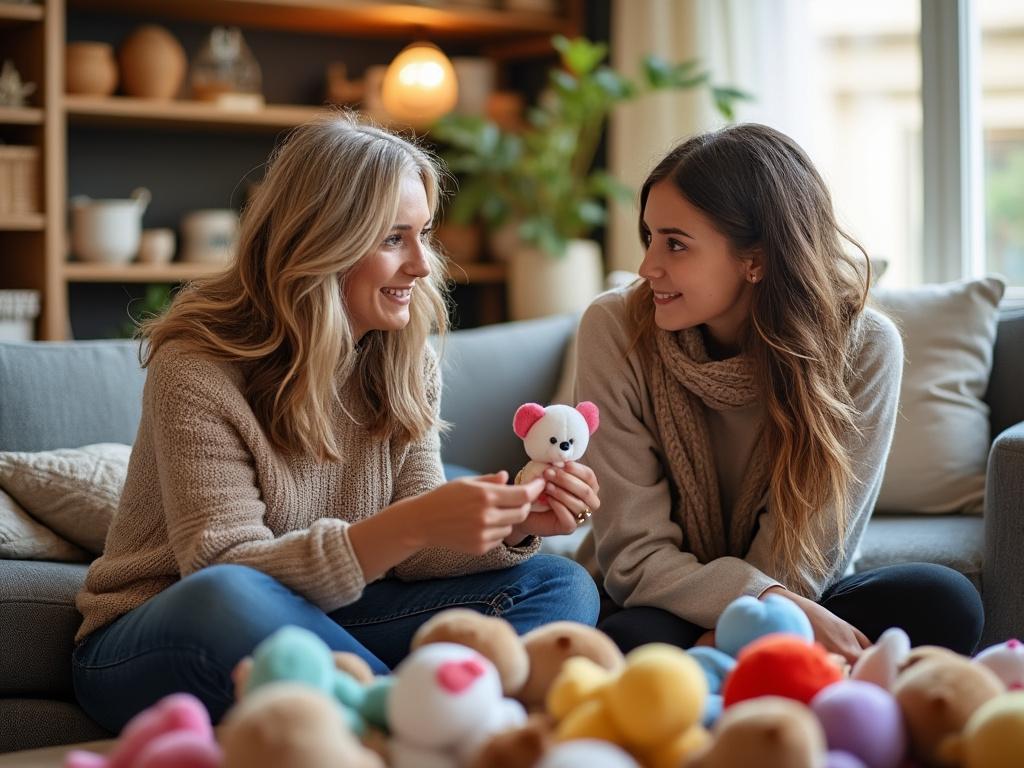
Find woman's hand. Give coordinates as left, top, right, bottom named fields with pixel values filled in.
left=762, top=586, right=870, bottom=663
left=505, top=461, right=601, bottom=542
left=348, top=471, right=543, bottom=581
left=416, top=471, right=544, bottom=554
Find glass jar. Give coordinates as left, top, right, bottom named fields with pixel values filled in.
left=190, top=27, right=262, bottom=107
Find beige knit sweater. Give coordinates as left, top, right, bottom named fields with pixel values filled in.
left=76, top=343, right=539, bottom=643
left=575, top=288, right=903, bottom=629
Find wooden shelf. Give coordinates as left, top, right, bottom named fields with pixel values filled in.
left=62, top=260, right=507, bottom=284
left=0, top=213, right=45, bottom=230
left=0, top=106, right=44, bottom=124
left=63, top=261, right=226, bottom=282
left=64, top=95, right=329, bottom=131
left=450, top=262, right=506, bottom=284
left=0, top=2, right=43, bottom=24
left=66, top=0, right=570, bottom=39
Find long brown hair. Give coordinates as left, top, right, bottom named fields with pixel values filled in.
left=141, top=113, right=450, bottom=461
left=628, top=123, right=870, bottom=584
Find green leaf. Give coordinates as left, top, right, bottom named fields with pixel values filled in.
left=643, top=55, right=673, bottom=88
left=554, top=35, right=608, bottom=77
left=711, top=85, right=752, bottom=120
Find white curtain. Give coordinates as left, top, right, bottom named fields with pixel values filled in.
left=607, top=0, right=814, bottom=272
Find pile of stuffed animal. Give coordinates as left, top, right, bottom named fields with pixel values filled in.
left=64, top=593, right=1024, bottom=768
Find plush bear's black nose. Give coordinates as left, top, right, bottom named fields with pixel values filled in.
left=559, top=441, right=571, bottom=451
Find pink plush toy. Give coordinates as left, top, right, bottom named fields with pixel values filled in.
left=65, top=693, right=221, bottom=768
left=513, top=402, right=599, bottom=512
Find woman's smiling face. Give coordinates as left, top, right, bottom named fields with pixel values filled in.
left=639, top=180, right=757, bottom=351
left=344, top=173, right=432, bottom=340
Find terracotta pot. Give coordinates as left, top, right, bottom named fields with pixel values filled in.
left=437, top=222, right=482, bottom=264
left=65, top=42, right=118, bottom=96
left=118, top=25, right=186, bottom=100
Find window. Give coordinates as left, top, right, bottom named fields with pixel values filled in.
left=980, top=0, right=1024, bottom=287
left=807, top=1, right=923, bottom=287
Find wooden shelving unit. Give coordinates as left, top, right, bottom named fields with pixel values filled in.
left=0, top=1, right=44, bottom=23
left=67, top=0, right=574, bottom=40
left=63, top=260, right=506, bottom=284
left=0, top=0, right=580, bottom=338
left=0, top=213, right=46, bottom=230
left=0, top=105, right=44, bottom=124
left=64, top=95, right=328, bottom=131
left=63, top=261, right=225, bottom=282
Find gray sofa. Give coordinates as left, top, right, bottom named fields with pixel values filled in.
left=1, top=310, right=1022, bottom=752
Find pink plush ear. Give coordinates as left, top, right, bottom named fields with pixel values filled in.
left=513, top=403, right=546, bottom=439
left=576, top=401, right=600, bottom=435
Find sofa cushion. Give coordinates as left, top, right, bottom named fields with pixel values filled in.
left=0, top=488, right=90, bottom=562
left=434, top=313, right=578, bottom=475
left=0, top=443, right=131, bottom=555
left=0, top=560, right=88, bottom=697
left=988, top=307, right=1024, bottom=437
left=872, top=278, right=1004, bottom=514
left=855, top=514, right=983, bottom=590
left=0, top=340, right=144, bottom=453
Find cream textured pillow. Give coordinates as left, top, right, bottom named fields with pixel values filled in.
left=872, top=277, right=1005, bottom=513
left=0, top=488, right=90, bottom=562
left=0, top=443, right=132, bottom=555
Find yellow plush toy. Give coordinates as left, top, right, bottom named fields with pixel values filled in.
left=547, top=643, right=710, bottom=768
left=938, top=691, right=1024, bottom=768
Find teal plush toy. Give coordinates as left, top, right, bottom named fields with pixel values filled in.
left=715, top=594, right=814, bottom=658
left=244, top=625, right=372, bottom=734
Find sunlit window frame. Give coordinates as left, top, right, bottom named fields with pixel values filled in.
left=924, top=0, right=1022, bottom=300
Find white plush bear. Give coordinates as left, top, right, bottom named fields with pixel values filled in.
left=513, top=401, right=600, bottom=512
left=388, top=642, right=527, bottom=768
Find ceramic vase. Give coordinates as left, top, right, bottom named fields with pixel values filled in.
left=65, top=42, right=118, bottom=96
left=118, top=25, right=186, bottom=100
left=507, top=238, right=604, bottom=321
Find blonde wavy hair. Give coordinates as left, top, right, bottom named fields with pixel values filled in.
left=141, top=113, right=450, bottom=461
left=628, top=123, right=870, bottom=584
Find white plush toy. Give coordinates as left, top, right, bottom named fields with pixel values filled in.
left=537, top=740, right=640, bottom=768
left=388, top=642, right=527, bottom=768
left=513, top=401, right=600, bottom=512
left=975, top=639, right=1024, bottom=689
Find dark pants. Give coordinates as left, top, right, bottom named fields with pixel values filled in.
left=599, top=563, right=984, bottom=655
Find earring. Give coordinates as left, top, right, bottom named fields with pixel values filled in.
left=749, top=274, right=759, bottom=283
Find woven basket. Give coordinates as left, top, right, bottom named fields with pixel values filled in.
left=0, top=145, right=40, bottom=215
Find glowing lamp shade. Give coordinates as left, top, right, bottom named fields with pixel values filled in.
left=381, top=43, right=458, bottom=126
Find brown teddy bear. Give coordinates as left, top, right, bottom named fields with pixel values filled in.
left=685, top=696, right=826, bottom=768
left=220, top=683, right=384, bottom=768
left=892, top=652, right=1005, bottom=766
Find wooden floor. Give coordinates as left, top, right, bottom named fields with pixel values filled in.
left=0, top=739, right=114, bottom=767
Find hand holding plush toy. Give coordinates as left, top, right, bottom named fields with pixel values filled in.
left=513, top=402, right=599, bottom=515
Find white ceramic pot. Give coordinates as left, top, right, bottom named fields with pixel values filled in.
left=70, top=187, right=150, bottom=263
left=181, top=209, right=239, bottom=265
left=507, top=238, right=604, bottom=321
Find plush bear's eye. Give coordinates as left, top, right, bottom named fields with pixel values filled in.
left=569, top=438, right=575, bottom=444
left=549, top=437, right=557, bottom=444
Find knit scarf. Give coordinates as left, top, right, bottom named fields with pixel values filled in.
left=650, top=327, right=772, bottom=564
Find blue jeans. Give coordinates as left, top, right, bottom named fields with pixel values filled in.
left=72, top=555, right=598, bottom=733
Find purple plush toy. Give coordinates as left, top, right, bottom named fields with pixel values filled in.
left=811, top=680, right=906, bottom=768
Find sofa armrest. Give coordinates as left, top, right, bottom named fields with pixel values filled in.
left=982, top=420, right=1024, bottom=645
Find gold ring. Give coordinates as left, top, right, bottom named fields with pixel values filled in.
left=575, top=507, right=592, bottom=524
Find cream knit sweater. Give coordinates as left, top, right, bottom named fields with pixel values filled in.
left=575, top=288, right=903, bottom=629
left=75, top=343, right=539, bottom=643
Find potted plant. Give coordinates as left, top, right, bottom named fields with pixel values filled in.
left=431, top=35, right=745, bottom=320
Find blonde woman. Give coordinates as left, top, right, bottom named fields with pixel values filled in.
left=577, top=124, right=983, bottom=661
left=71, top=115, right=600, bottom=732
